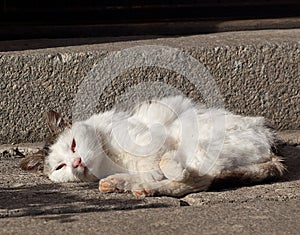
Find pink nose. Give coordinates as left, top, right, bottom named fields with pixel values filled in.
left=72, top=157, right=84, bottom=168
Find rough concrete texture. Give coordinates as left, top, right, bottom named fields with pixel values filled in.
left=0, top=131, right=299, bottom=234
left=0, top=29, right=300, bottom=144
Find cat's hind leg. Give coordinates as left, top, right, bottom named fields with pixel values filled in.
left=133, top=175, right=213, bottom=197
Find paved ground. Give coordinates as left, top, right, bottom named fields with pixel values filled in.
left=0, top=131, right=299, bottom=234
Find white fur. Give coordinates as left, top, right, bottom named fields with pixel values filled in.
left=46, top=95, right=274, bottom=189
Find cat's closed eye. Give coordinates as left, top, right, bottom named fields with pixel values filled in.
left=55, top=163, right=67, bottom=171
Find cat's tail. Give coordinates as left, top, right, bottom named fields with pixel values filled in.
left=211, top=153, right=285, bottom=189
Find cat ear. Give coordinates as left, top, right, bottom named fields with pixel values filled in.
left=47, top=110, right=72, bottom=133
left=43, top=111, right=72, bottom=151
left=71, top=138, right=76, bottom=153
left=20, top=150, right=46, bottom=173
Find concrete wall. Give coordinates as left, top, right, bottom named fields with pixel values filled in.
left=0, top=29, right=299, bottom=144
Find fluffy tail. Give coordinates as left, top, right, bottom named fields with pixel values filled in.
left=211, top=153, right=285, bottom=189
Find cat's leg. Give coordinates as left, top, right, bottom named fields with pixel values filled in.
left=154, top=153, right=285, bottom=196
left=101, top=151, right=213, bottom=197
left=158, top=151, right=189, bottom=181
left=99, top=172, right=164, bottom=195
left=99, top=174, right=212, bottom=197
left=99, top=173, right=130, bottom=193
left=212, top=154, right=285, bottom=188
left=133, top=175, right=213, bottom=197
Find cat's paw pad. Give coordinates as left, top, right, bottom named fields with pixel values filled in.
left=99, top=177, right=125, bottom=193
left=132, top=188, right=154, bottom=197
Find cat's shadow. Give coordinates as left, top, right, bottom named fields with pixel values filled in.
left=0, top=182, right=171, bottom=218
left=278, top=143, right=300, bottom=181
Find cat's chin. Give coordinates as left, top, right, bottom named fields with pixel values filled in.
left=49, top=171, right=98, bottom=183
left=49, top=172, right=81, bottom=183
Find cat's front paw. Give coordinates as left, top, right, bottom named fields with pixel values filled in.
left=132, top=188, right=154, bottom=197
left=99, top=177, right=126, bottom=193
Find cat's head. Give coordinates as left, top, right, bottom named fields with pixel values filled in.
left=44, top=122, right=101, bottom=183
left=20, top=111, right=72, bottom=173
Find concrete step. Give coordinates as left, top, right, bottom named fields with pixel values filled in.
left=0, top=29, right=299, bottom=144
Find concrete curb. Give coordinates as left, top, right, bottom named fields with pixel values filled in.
left=1, top=29, right=299, bottom=144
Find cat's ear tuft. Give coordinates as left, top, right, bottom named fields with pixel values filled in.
left=71, top=138, right=76, bottom=153
left=47, top=111, right=72, bottom=133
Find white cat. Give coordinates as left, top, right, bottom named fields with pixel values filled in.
left=22, top=96, right=285, bottom=197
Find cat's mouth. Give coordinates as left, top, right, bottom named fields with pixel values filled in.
left=70, top=158, right=98, bottom=182
left=76, top=164, right=88, bottom=175
left=74, top=163, right=98, bottom=181
left=72, top=158, right=87, bottom=174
